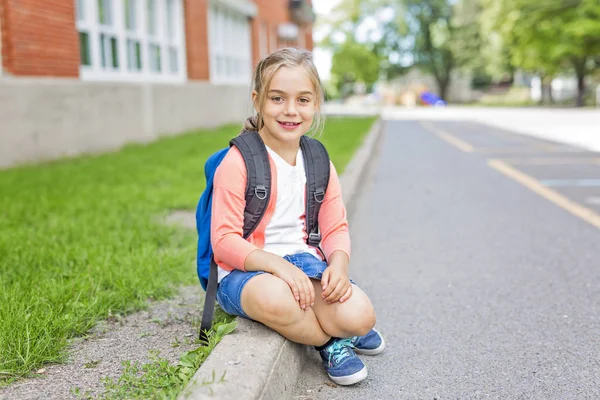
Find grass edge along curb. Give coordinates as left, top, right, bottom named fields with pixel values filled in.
left=98, top=316, right=237, bottom=400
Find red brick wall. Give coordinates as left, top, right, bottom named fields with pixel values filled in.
left=0, top=0, right=79, bottom=77
left=0, top=0, right=311, bottom=81
left=251, top=0, right=313, bottom=67
left=184, top=0, right=209, bottom=81
left=1, top=1, right=7, bottom=72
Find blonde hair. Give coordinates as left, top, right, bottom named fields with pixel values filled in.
left=243, top=47, right=325, bottom=136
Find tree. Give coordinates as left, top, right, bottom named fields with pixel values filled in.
left=371, top=0, right=458, bottom=100
left=407, top=0, right=457, bottom=101
left=330, top=40, right=381, bottom=98
left=494, top=0, right=600, bottom=106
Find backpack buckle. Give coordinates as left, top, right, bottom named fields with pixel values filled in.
left=314, top=188, right=325, bottom=203
left=308, top=232, right=321, bottom=245
left=255, top=185, right=267, bottom=200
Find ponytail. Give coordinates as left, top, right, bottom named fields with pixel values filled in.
left=241, top=114, right=261, bottom=132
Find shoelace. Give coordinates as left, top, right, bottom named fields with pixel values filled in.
left=326, top=338, right=354, bottom=366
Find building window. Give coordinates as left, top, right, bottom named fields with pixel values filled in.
left=208, top=4, right=252, bottom=84
left=77, top=0, right=92, bottom=66
left=146, top=0, right=162, bottom=73
left=75, top=0, right=186, bottom=82
left=166, top=0, right=179, bottom=73
left=124, top=0, right=142, bottom=71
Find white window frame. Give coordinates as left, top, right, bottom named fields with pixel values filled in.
left=208, top=1, right=254, bottom=85
left=76, top=0, right=187, bottom=83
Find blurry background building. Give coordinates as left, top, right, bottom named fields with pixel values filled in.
left=0, top=0, right=315, bottom=168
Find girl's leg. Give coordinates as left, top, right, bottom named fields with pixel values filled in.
left=310, top=281, right=376, bottom=339
left=240, top=273, right=330, bottom=346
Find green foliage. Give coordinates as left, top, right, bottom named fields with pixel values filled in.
left=491, top=0, right=600, bottom=105
left=318, top=0, right=600, bottom=105
left=331, top=40, right=381, bottom=96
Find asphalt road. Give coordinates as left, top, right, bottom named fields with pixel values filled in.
left=293, top=119, right=600, bottom=400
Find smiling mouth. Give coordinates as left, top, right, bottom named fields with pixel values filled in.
left=277, top=121, right=302, bottom=130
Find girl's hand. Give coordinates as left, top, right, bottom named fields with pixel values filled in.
left=321, top=262, right=352, bottom=304
left=270, top=259, right=315, bottom=310
left=245, top=250, right=315, bottom=310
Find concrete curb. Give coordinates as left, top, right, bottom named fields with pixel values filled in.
left=179, top=117, right=384, bottom=400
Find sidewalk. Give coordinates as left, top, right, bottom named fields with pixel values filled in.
left=323, top=104, right=600, bottom=152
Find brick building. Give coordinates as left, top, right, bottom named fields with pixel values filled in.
left=0, top=0, right=315, bottom=168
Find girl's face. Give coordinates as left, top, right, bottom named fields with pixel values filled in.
left=254, top=66, right=317, bottom=148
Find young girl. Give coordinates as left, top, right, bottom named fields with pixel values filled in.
left=210, top=47, right=384, bottom=386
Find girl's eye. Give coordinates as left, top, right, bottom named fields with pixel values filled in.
left=298, top=98, right=310, bottom=104
left=272, top=96, right=284, bottom=102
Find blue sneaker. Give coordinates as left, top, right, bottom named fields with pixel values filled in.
left=319, top=338, right=368, bottom=385
left=350, top=328, right=385, bottom=355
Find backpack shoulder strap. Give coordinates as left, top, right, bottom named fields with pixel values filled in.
left=201, top=130, right=271, bottom=343
left=300, top=135, right=330, bottom=250
left=229, top=130, right=271, bottom=239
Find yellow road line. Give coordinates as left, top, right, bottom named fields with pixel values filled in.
left=420, top=122, right=474, bottom=153
left=494, top=158, right=600, bottom=166
left=488, top=159, right=600, bottom=230
left=474, top=147, right=550, bottom=154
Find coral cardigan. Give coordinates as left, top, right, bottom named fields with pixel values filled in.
left=210, top=146, right=351, bottom=272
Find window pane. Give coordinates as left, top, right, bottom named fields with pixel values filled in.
left=147, top=0, right=156, bottom=35
left=125, top=0, right=136, bottom=31
left=79, top=32, right=91, bottom=66
left=127, top=39, right=134, bottom=70
left=76, top=0, right=85, bottom=22
left=98, top=0, right=112, bottom=25
left=100, top=34, right=107, bottom=67
left=169, top=47, right=178, bottom=73
left=149, top=43, right=161, bottom=72
left=166, top=0, right=175, bottom=40
left=110, top=37, right=119, bottom=68
left=127, top=40, right=142, bottom=71
left=136, top=42, right=142, bottom=69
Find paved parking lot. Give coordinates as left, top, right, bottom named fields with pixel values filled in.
left=427, top=120, right=600, bottom=229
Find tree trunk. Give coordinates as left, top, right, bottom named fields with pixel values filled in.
left=539, top=75, right=554, bottom=105
left=576, top=72, right=585, bottom=108
left=438, top=78, right=450, bottom=102
left=573, top=58, right=587, bottom=108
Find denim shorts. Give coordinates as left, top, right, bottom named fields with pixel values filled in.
left=216, top=252, right=333, bottom=319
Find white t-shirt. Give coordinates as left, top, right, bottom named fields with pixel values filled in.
left=218, top=145, right=319, bottom=282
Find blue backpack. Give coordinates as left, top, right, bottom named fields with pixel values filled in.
left=196, top=129, right=331, bottom=340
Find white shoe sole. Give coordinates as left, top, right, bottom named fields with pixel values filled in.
left=328, top=365, right=368, bottom=386
left=353, top=329, right=386, bottom=356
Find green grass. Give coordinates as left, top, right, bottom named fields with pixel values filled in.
left=98, top=311, right=236, bottom=400
left=317, top=117, right=376, bottom=174
left=0, top=116, right=376, bottom=383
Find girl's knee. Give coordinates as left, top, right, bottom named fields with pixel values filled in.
left=243, top=275, right=302, bottom=325
left=342, top=302, right=376, bottom=337
left=323, top=292, right=376, bottom=337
